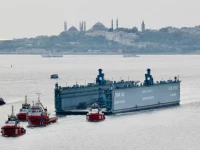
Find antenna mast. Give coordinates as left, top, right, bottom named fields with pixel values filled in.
left=36, top=93, right=41, bottom=102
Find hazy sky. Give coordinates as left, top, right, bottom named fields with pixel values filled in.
left=0, top=0, right=200, bottom=39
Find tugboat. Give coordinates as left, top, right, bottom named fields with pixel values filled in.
left=16, top=95, right=31, bottom=121
left=1, top=106, right=26, bottom=136
left=50, top=74, right=59, bottom=79
left=26, top=93, right=58, bottom=127
left=86, top=103, right=105, bottom=122
left=0, top=97, right=6, bottom=106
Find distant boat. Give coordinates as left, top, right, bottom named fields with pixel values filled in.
left=123, top=54, right=140, bottom=57
left=51, top=74, right=59, bottom=79
left=0, top=97, right=5, bottom=106
left=41, top=54, right=63, bottom=57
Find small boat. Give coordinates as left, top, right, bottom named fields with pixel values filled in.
left=1, top=106, right=26, bottom=136
left=50, top=74, right=59, bottom=79
left=0, top=97, right=6, bottom=106
left=26, top=94, right=58, bottom=127
left=16, top=95, right=31, bottom=121
left=41, top=54, right=63, bottom=58
left=86, top=103, right=105, bottom=122
left=123, top=54, right=140, bottom=57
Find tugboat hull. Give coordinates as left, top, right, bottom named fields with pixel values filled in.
left=1, top=126, right=26, bottom=136
left=26, top=116, right=58, bottom=127
left=86, top=113, right=105, bottom=122
left=17, top=112, right=27, bottom=121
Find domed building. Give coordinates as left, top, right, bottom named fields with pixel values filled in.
left=88, top=22, right=108, bottom=32
left=68, top=26, right=79, bottom=33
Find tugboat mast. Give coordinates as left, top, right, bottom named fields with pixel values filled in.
left=36, top=93, right=45, bottom=110
left=25, top=95, right=27, bottom=104
left=11, top=105, right=14, bottom=116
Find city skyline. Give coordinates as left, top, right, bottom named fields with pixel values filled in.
left=0, top=0, right=200, bottom=39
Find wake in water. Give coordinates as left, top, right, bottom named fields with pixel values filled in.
left=0, top=64, right=12, bottom=68
left=3, top=97, right=24, bottom=104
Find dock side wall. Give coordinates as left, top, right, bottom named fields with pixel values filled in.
left=112, top=82, right=180, bottom=111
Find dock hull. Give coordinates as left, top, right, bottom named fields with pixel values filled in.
left=54, top=65, right=181, bottom=116
left=111, top=101, right=179, bottom=114
left=110, top=82, right=180, bottom=112
left=56, top=101, right=179, bottom=115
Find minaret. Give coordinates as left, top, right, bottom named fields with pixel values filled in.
left=111, top=19, right=113, bottom=30
left=64, top=21, right=67, bottom=32
left=80, top=21, right=85, bottom=31
left=81, top=21, right=84, bottom=31
left=84, top=21, right=86, bottom=31
left=82, top=21, right=84, bottom=31
left=116, top=19, right=118, bottom=29
left=141, top=21, right=145, bottom=32
left=79, top=22, right=82, bottom=31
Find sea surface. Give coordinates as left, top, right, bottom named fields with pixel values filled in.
left=0, top=55, right=200, bottom=150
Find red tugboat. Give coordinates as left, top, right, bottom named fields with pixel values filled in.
left=86, top=103, right=105, bottom=122
left=26, top=93, right=58, bottom=127
left=1, top=106, right=26, bottom=136
left=17, top=95, right=31, bottom=121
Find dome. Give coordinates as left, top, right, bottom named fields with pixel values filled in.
left=93, top=22, right=106, bottom=28
left=68, top=26, right=79, bottom=32
left=89, top=22, right=108, bottom=32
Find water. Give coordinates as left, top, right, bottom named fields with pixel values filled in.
left=0, top=55, right=200, bottom=150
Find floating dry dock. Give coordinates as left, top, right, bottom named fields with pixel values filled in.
left=55, top=69, right=181, bottom=115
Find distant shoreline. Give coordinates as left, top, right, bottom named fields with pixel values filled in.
left=0, top=53, right=200, bottom=55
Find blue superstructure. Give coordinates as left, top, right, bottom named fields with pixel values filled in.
left=144, top=69, right=154, bottom=86
left=96, top=69, right=106, bottom=106
left=96, top=69, right=106, bottom=85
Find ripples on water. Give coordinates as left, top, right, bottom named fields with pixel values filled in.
left=0, top=55, right=200, bottom=150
